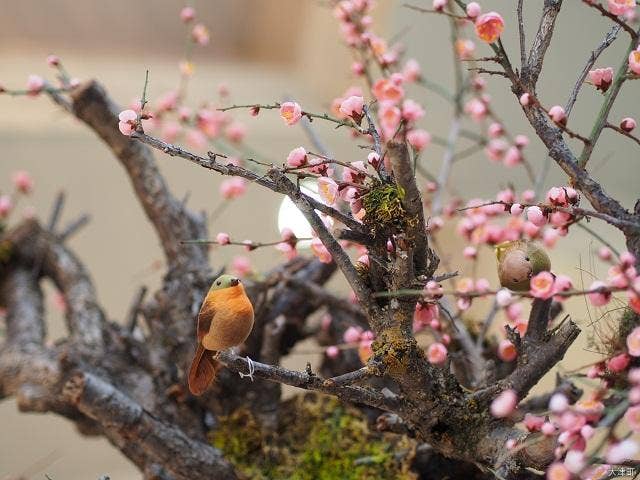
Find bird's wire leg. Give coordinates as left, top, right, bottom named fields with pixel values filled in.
left=238, top=356, right=255, bottom=382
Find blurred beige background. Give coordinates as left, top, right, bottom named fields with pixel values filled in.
left=1, top=1, right=638, bottom=478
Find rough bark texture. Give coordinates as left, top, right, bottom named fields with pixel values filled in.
left=6, top=6, right=640, bottom=471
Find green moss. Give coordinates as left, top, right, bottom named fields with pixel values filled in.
left=361, top=184, right=406, bottom=234
left=210, top=394, right=417, bottom=480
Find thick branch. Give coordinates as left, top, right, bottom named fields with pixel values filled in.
left=5, top=219, right=106, bottom=350
left=389, top=142, right=436, bottom=277
left=63, top=372, right=237, bottom=480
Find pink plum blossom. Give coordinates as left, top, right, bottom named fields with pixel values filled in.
left=627, top=326, right=640, bottom=356
left=530, top=271, right=556, bottom=299
left=286, top=147, right=307, bottom=167
left=427, top=342, right=448, bottom=365
left=318, top=177, right=339, bottom=206
left=402, top=58, right=421, bottom=82
left=372, top=78, right=404, bottom=103
left=546, top=463, right=570, bottom=480
left=608, top=0, right=635, bottom=16
left=549, top=393, right=569, bottom=413
left=339, top=95, right=365, bottom=119
left=588, top=67, right=614, bottom=92
left=475, top=12, right=504, bottom=43
left=606, top=439, right=639, bottom=464
left=280, top=102, right=303, bottom=125
left=225, top=121, right=246, bottom=143
left=607, top=353, right=630, bottom=373
left=191, top=24, right=209, bottom=45
left=343, top=326, right=363, bottom=344
left=311, top=237, right=332, bottom=263
left=526, top=206, right=547, bottom=226
left=629, top=49, right=640, bottom=75
left=219, top=177, right=247, bottom=200
left=118, top=109, right=137, bottom=136
left=406, top=129, right=431, bottom=151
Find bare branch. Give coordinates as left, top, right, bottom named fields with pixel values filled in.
left=130, top=130, right=366, bottom=233
left=217, top=351, right=395, bottom=411
left=522, top=0, right=563, bottom=88
left=69, top=81, right=209, bottom=272
left=565, top=25, right=621, bottom=117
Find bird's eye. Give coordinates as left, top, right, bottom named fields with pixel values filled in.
left=525, top=257, right=530, bottom=261
left=216, top=281, right=221, bottom=286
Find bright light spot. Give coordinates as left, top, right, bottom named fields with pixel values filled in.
left=277, top=181, right=319, bottom=249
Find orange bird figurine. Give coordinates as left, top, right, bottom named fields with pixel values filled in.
left=188, top=274, right=255, bottom=396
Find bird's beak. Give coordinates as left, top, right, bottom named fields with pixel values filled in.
left=230, top=278, right=240, bottom=287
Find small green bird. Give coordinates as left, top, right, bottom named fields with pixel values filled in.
left=188, top=274, right=255, bottom=396
left=496, top=240, right=551, bottom=291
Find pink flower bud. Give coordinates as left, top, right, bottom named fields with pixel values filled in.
left=496, top=288, right=513, bottom=307
left=180, top=6, right=196, bottom=22
left=339, top=95, right=365, bottom=119
left=466, top=2, right=482, bottom=18
left=286, top=147, right=307, bottom=167
left=548, top=105, right=566, bottom=125
left=549, top=393, right=569, bottom=413
left=216, top=232, right=230, bottom=245
left=621, top=117, right=637, bottom=132
left=12, top=170, right=34, bottom=194
left=491, top=389, right=517, bottom=418
left=191, top=23, right=210, bottom=45
left=587, top=280, right=611, bottom=306
left=519, top=93, right=531, bottom=106
left=463, top=246, right=477, bottom=259
left=46, top=54, right=60, bottom=67
left=219, top=177, right=247, bottom=200
left=406, top=129, right=431, bottom=151
left=498, top=339, right=517, bottom=362
left=0, top=195, right=13, bottom=218
left=325, top=345, right=340, bottom=359
left=510, top=203, right=524, bottom=216
left=343, top=326, right=363, bottom=344
left=526, top=206, right=547, bottom=226
left=607, top=353, right=630, bottom=372
left=26, top=74, right=45, bottom=95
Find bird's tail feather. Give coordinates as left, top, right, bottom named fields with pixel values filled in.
left=188, top=344, right=221, bottom=396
